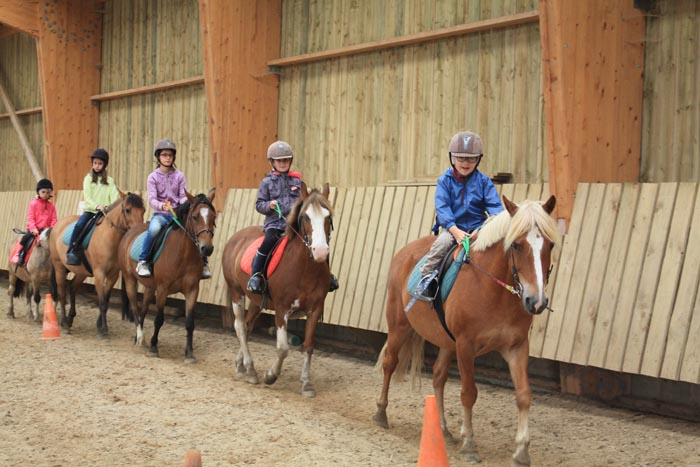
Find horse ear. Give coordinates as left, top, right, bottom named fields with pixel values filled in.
left=118, top=189, right=127, bottom=200
left=322, top=182, right=330, bottom=199
left=301, top=181, right=309, bottom=200
left=186, top=190, right=194, bottom=203
left=207, top=187, right=216, bottom=202
left=542, top=195, right=556, bottom=214
left=503, top=195, right=518, bottom=217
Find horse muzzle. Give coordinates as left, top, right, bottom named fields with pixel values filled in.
left=311, top=245, right=329, bottom=262
left=524, top=295, right=548, bottom=315
left=200, top=244, right=214, bottom=257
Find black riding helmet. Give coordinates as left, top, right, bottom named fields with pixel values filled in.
left=91, top=148, right=110, bottom=167
left=36, top=178, right=53, bottom=193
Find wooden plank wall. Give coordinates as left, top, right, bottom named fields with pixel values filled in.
left=533, top=182, right=700, bottom=385
left=641, top=0, right=700, bottom=182
left=0, top=33, right=44, bottom=191
left=97, top=0, right=211, bottom=194
left=277, top=0, right=545, bottom=188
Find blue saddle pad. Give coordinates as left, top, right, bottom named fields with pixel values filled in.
left=407, top=248, right=468, bottom=302
left=61, top=222, right=96, bottom=249
left=129, top=226, right=174, bottom=264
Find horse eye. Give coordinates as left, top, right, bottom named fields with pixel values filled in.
left=512, top=242, right=522, bottom=251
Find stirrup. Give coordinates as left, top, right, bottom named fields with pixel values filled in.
left=247, top=273, right=264, bottom=295
left=136, top=261, right=151, bottom=277
left=414, top=273, right=438, bottom=302
left=66, top=251, right=81, bottom=266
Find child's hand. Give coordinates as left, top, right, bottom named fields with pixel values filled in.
left=270, top=200, right=278, bottom=211
left=449, top=226, right=468, bottom=244
left=163, top=200, right=172, bottom=212
left=31, top=229, right=39, bottom=236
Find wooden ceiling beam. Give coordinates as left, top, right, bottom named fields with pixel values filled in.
left=0, top=1, right=39, bottom=37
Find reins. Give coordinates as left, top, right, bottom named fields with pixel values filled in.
left=167, top=201, right=215, bottom=256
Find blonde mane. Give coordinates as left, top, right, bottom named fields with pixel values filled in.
left=471, top=200, right=560, bottom=252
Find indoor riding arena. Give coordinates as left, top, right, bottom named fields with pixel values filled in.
left=1, top=1, right=699, bottom=466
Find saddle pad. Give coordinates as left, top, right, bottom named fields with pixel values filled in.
left=8, top=238, right=36, bottom=265
left=61, top=222, right=95, bottom=249
left=407, top=248, right=468, bottom=302
left=240, top=235, right=289, bottom=276
left=129, top=227, right=174, bottom=263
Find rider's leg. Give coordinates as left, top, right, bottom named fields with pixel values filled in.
left=66, top=212, right=93, bottom=265
left=136, top=214, right=169, bottom=277
left=416, top=229, right=456, bottom=300
left=247, top=229, right=282, bottom=294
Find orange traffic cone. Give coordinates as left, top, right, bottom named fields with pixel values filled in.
left=41, top=294, right=60, bottom=340
left=185, top=450, right=202, bottom=467
left=417, top=395, right=449, bottom=467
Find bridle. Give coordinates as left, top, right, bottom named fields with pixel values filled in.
left=171, top=199, right=216, bottom=255
left=286, top=198, right=333, bottom=257
left=95, top=202, right=131, bottom=233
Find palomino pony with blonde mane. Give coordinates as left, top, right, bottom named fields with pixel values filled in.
left=49, top=191, right=145, bottom=336
left=374, top=195, right=559, bottom=466
left=222, top=182, right=333, bottom=397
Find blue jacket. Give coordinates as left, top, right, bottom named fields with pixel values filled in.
left=433, top=168, right=503, bottom=233
left=256, top=171, right=302, bottom=231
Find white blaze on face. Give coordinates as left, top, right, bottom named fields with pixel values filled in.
left=526, top=229, right=545, bottom=301
left=305, top=204, right=330, bottom=262
left=200, top=206, right=210, bottom=226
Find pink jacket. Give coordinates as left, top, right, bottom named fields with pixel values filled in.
left=26, top=197, right=57, bottom=232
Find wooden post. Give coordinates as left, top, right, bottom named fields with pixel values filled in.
left=0, top=73, right=44, bottom=181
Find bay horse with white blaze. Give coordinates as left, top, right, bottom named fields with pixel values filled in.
left=222, top=182, right=333, bottom=397
left=374, top=195, right=559, bottom=466
left=118, top=189, right=216, bottom=362
left=49, top=191, right=145, bottom=336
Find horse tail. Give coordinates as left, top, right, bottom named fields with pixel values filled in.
left=120, top=276, right=133, bottom=322
left=374, top=330, right=425, bottom=389
left=49, top=262, right=58, bottom=301
left=12, top=278, right=25, bottom=298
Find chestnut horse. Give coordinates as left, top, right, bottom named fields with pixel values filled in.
left=119, top=190, right=216, bottom=362
left=49, top=191, right=145, bottom=336
left=373, top=195, right=559, bottom=466
left=7, top=228, right=54, bottom=320
left=222, top=182, right=333, bottom=397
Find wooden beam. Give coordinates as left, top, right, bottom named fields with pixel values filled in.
left=539, top=0, right=644, bottom=229
left=37, top=0, right=102, bottom=190
left=200, top=0, right=281, bottom=191
left=90, top=76, right=204, bottom=102
left=0, top=24, right=20, bottom=39
left=0, top=74, right=44, bottom=180
left=0, top=106, right=42, bottom=120
left=269, top=11, right=539, bottom=67
left=0, top=1, right=39, bottom=37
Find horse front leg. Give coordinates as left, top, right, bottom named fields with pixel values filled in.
left=53, top=266, right=69, bottom=328
left=504, top=342, right=532, bottom=467
left=135, top=287, right=155, bottom=348
left=456, top=343, right=480, bottom=463
left=67, top=274, right=86, bottom=329
left=233, top=297, right=259, bottom=384
left=7, top=272, right=16, bottom=319
left=94, top=273, right=110, bottom=338
left=183, top=287, right=199, bottom=364
left=31, top=284, right=41, bottom=322
left=433, top=347, right=457, bottom=444
left=298, top=307, right=323, bottom=397
left=263, top=311, right=290, bottom=386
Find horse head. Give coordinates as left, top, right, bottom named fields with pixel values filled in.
left=287, top=182, right=333, bottom=262
left=182, top=188, right=216, bottom=257
left=501, top=195, right=559, bottom=315
left=107, top=190, right=146, bottom=231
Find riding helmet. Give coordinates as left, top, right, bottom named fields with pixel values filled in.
left=154, top=139, right=177, bottom=161
left=36, top=178, right=53, bottom=193
left=267, top=141, right=293, bottom=160
left=90, top=148, right=110, bottom=167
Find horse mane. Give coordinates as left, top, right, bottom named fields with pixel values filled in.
left=285, top=188, right=333, bottom=238
left=471, top=200, right=560, bottom=252
left=175, top=194, right=214, bottom=220
left=106, top=192, right=145, bottom=212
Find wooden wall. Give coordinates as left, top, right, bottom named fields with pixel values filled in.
left=0, top=33, right=44, bottom=191
left=96, top=0, right=210, bottom=193
left=641, top=0, right=700, bottom=182
left=277, top=0, right=545, bottom=188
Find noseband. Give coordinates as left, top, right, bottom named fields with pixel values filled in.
left=291, top=201, right=333, bottom=257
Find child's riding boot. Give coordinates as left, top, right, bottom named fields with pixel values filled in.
left=329, top=274, right=339, bottom=292
left=415, top=271, right=438, bottom=302
left=66, top=245, right=81, bottom=265
left=201, top=257, right=212, bottom=279
left=247, top=252, right=267, bottom=295
left=17, top=247, right=27, bottom=266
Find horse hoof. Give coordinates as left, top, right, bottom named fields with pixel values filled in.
left=7, top=312, right=15, bottom=319
left=264, top=373, right=278, bottom=385
left=96, top=333, right=109, bottom=340
left=247, top=374, right=259, bottom=385
left=301, top=388, right=316, bottom=398
left=465, top=455, right=481, bottom=464
left=372, top=412, right=389, bottom=429
left=146, top=350, right=159, bottom=358
left=184, top=357, right=196, bottom=364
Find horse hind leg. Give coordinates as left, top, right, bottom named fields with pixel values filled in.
left=456, top=345, right=480, bottom=464
left=31, top=283, right=41, bottom=322
left=433, top=348, right=458, bottom=444
left=232, top=298, right=259, bottom=384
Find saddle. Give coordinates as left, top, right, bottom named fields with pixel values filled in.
left=8, top=233, right=36, bottom=266
left=129, top=221, right=177, bottom=265
left=62, top=213, right=103, bottom=273
left=240, top=235, right=290, bottom=279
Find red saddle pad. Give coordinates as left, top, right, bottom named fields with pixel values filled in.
left=8, top=238, right=36, bottom=265
left=240, top=235, right=290, bottom=276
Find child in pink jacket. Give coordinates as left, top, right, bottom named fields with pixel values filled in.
left=17, top=178, right=57, bottom=265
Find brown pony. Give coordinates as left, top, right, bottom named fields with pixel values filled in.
left=49, top=191, right=145, bottom=336
left=222, top=182, right=333, bottom=397
left=118, top=189, right=216, bottom=362
left=7, top=228, right=53, bottom=320
left=374, top=195, right=559, bottom=466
